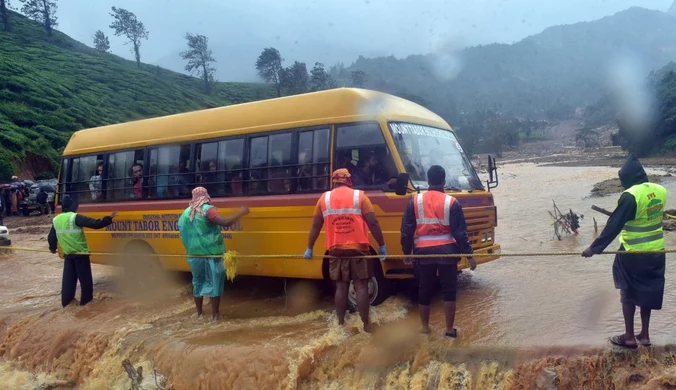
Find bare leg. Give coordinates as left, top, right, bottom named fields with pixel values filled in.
left=335, top=281, right=349, bottom=325
left=637, top=306, right=652, bottom=345
left=194, top=296, right=204, bottom=317
left=621, top=303, right=637, bottom=345
left=210, top=297, right=221, bottom=322
left=443, top=301, right=457, bottom=335
left=353, top=279, right=370, bottom=332
left=419, top=305, right=431, bottom=334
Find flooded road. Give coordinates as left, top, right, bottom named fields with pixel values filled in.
left=1, top=163, right=675, bottom=389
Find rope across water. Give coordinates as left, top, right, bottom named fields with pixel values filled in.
left=3, top=246, right=676, bottom=258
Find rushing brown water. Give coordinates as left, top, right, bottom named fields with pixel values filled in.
left=1, top=163, right=675, bottom=389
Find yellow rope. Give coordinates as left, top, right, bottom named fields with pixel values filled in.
left=3, top=246, right=676, bottom=258
left=4, top=246, right=674, bottom=283
left=223, top=251, right=238, bottom=282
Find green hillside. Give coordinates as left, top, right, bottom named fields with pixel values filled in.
left=0, top=11, right=274, bottom=180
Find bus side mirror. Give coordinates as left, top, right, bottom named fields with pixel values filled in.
left=487, top=155, right=499, bottom=191
left=395, top=173, right=409, bottom=196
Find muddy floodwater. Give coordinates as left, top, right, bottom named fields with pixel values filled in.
left=1, top=163, right=676, bottom=389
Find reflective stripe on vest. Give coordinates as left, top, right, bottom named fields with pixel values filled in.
left=53, top=212, right=90, bottom=255
left=322, top=189, right=361, bottom=217
left=413, top=191, right=456, bottom=248
left=619, top=182, right=668, bottom=251
left=320, top=187, right=370, bottom=249
left=54, top=213, right=82, bottom=234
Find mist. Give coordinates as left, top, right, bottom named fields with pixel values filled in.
left=56, top=0, right=673, bottom=82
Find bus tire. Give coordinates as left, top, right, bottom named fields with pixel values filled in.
left=348, top=256, right=391, bottom=309
left=121, top=240, right=165, bottom=290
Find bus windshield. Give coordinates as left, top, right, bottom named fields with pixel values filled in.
left=389, top=122, right=483, bottom=191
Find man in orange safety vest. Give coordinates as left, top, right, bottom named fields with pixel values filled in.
left=304, top=169, right=387, bottom=331
left=400, top=165, right=476, bottom=338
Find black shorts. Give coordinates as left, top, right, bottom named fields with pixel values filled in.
left=417, top=261, right=458, bottom=305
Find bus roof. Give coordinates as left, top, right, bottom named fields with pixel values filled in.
left=63, top=88, right=451, bottom=156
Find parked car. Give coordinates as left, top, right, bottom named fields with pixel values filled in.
left=0, top=226, right=10, bottom=247
left=20, top=180, right=56, bottom=216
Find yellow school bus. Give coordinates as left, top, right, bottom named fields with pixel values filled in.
left=56, top=88, right=501, bottom=306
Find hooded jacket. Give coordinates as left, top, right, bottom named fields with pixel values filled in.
left=589, top=154, right=648, bottom=253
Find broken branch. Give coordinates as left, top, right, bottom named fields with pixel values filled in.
left=591, top=205, right=612, bottom=217
left=122, top=359, right=143, bottom=390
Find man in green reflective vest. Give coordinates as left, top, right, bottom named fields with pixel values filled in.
left=178, top=187, right=249, bottom=322
left=582, top=154, right=668, bottom=349
left=48, top=196, right=117, bottom=307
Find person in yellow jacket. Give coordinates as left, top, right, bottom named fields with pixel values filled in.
left=582, top=154, right=667, bottom=349
left=48, top=196, right=117, bottom=307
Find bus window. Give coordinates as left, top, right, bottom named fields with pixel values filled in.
left=196, top=142, right=220, bottom=196
left=335, top=123, right=397, bottom=191
left=268, top=133, right=292, bottom=194
left=88, top=156, right=105, bottom=202
left=149, top=144, right=191, bottom=199
left=248, top=136, right=268, bottom=195
left=297, top=128, right=329, bottom=192
left=108, top=149, right=145, bottom=200
left=58, top=159, right=69, bottom=202
left=69, top=155, right=102, bottom=203
left=196, top=139, right=244, bottom=197
left=389, top=122, right=482, bottom=191
left=220, top=139, right=245, bottom=196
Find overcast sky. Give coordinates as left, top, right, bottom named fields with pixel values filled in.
left=56, top=0, right=674, bottom=81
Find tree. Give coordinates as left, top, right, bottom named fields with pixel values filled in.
left=309, top=62, right=336, bottom=92
left=109, top=6, right=149, bottom=69
left=256, top=48, right=283, bottom=97
left=1, top=0, right=11, bottom=32
left=280, top=61, right=308, bottom=95
left=575, top=127, right=600, bottom=148
left=20, top=0, right=57, bottom=36
left=350, top=70, right=367, bottom=88
left=93, top=30, right=110, bottom=52
left=180, top=33, right=217, bottom=93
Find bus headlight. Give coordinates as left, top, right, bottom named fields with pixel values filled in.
left=481, top=233, right=487, bottom=243
left=487, top=231, right=492, bottom=242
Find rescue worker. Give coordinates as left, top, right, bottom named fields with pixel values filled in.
left=582, top=154, right=668, bottom=349
left=178, top=187, right=249, bottom=322
left=303, top=169, right=387, bottom=331
left=400, top=165, right=476, bottom=337
left=48, top=196, right=117, bottom=307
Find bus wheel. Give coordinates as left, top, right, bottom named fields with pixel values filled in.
left=348, top=260, right=390, bottom=309
left=121, top=241, right=165, bottom=291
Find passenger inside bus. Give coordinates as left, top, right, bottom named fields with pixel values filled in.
left=200, top=160, right=219, bottom=195
left=130, top=163, right=144, bottom=199
left=351, top=150, right=397, bottom=190
left=297, top=149, right=313, bottom=191
left=168, top=163, right=192, bottom=198
left=335, top=150, right=356, bottom=175
left=89, top=163, right=104, bottom=201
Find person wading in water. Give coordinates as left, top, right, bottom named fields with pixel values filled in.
left=178, top=187, right=249, bottom=322
left=582, top=154, right=668, bottom=349
left=303, top=169, right=387, bottom=332
left=400, top=165, right=476, bottom=337
left=48, top=196, right=117, bottom=307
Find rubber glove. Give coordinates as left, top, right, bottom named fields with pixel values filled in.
left=378, top=245, right=387, bottom=262
left=303, top=248, right=313, bottom=260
